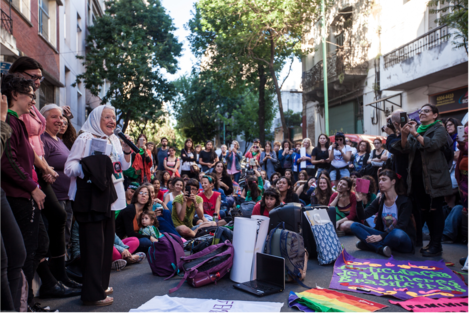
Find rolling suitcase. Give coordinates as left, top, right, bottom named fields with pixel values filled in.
left=268, top=202, right=303, bottom=233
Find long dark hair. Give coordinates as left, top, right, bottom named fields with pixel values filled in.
left=316, top=133, right=330, bottom=149
left=160, top=171, right=171, bottom=188
left=206, top=173, right=220, bottom=190
left=246, top=175, right=261, bottom=200
left=277, top=176, right=294, bottom=202
left=184, top=138, right=194, bottom=153
left=270, top=172, right=281, bottom=185
left=302, top=177, right=316, bottom=195
left=281, top=139, right=292, bottom=151
left=285, top=169, right=294, bottom=185
left=260, top=187, right=281, bottom=215
left=131, top=185, right=153, bottom=210
left=59, top=115, right=77, bottom=150
left=314, top=176, right=332, bottom=205
left=213, top=161, right=228, bottom=177
left=445, top=118, right=462, bottom=135
left=204, top=140, right=216, bottom=159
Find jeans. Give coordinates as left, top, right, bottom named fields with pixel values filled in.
left=7, top=196, right=49, bottom=305
left=443, top=205, right=464, bottom=242
left=232, top=172, right=241, bottom=183
left=137, top=237, right=152, bottom=254
left=350, top=222, right=414, bottom=254
left=329, top=168, right=350, bottom=181
left=316, top=168, right=329, bottom=179
left=1, top=190, right=26, bottom=311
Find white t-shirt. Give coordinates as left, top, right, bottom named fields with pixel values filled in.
left=181, top=151, right=194, bottom=171
left=382, top=201, right=398, bottom=232
left=329, top=145, right=352, bottom=168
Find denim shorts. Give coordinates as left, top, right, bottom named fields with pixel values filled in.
left=329, top=168, right=350, bottom=181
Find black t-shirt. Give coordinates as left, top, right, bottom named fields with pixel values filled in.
left=199, top=150, right=216, bottom=165
left=312, top=147, right=329, bottom=169
left=285, top=192, right=300, bottom=203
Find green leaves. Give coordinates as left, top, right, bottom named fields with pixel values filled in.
left=76, top=0, right=182, bottom=131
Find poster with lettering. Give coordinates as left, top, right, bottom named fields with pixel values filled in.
left=389, top=297, right=468, bottom=312
left=330, top=250, right=468, bottom=300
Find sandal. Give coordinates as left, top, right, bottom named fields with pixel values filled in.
left=105, top=287, right=113, bottom=295
left=83, top=296, right=113, bottom=306
left=127, top=252, right=146, bottom=264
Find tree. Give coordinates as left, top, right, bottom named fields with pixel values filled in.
left=197, top=0, right=318, bottom=137
left=428, top=0, right=468, bottom=53
left=76, top=0, right=182, bottom=131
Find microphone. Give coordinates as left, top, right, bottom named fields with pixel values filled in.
left=114, top=128, right=143, bottom=154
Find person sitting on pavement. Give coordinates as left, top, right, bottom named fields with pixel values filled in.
left=276, top=176, right=300, bottom=204
left=328, top=176, right=357, bottom=235
left=351, top=169, right=416, bottom=257
left=151, top=177, right=165, bottom=201
left=198, top=175, right=227, bottom=224
left=164, top=177, right=184, bottom=212
left=125, top=182, right=140, bottom=206
left=172, top=178, right=214, bottom=238
left=252, top=187, right=282, bottom=217
left=296, top=177, right=316, bottom=206
left=241, top=170, right=264, bottom=202
left=143, top=183, right=180, bottom=237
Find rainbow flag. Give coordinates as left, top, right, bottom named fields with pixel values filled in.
left=289, top=288, right=387, bottom=312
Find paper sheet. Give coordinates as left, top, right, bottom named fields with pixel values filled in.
left=130, top=295, right=284, bottom=312
left=250, top=215, right=270, bottom=280
left=300, top=147, right=306, bottom=169
left=230, top=217, right=258, bottom=283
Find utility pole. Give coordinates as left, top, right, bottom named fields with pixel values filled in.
left=321, top=0, right=329, bottom=136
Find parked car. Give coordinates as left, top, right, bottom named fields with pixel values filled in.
left=328, top=134, right=387, bottom=147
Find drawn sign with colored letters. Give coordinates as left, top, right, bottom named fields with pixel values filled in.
left=330, top=250, right=468, bottom=300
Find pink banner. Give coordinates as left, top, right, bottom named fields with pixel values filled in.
left=390, top=297, right=468, bottom=312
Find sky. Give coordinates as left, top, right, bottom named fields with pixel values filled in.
left=160, top=0, right=303, bottom=91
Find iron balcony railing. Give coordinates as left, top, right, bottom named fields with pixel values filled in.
left=383, top=25, right=449, bottom=69
left=1, top=8, right=13, bottom=34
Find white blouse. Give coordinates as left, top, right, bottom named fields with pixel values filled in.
left=64, top=132, right=131, bottom=211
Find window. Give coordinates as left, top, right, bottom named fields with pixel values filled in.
left=39, top=79, right=55, bottom=109
left=76, top=13, right=82, bottom=53
left=335, top=32, right=345, bottom=47
left=39, top=0, right=50, bottom=40
left=11, top=0, right=31, bottom=21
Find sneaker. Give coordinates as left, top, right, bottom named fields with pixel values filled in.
left=111, top=259, right=127, bottom=271
left=28, top=303, right=58, bottom=312
left=380, top=246, right=392, bottom=257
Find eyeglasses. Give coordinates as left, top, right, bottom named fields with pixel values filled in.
left=374, top=142, right=382, bottom=145
left=21, top=92, right=36, bottom=100
left=139, top=192, right=148, bottom=196
left=418, top=109, right=432, bottom=114
left=335, top=138, right=343, bottom=141
left=23, top=72, right=45, bottom=82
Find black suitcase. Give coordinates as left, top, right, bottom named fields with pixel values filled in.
left=268, top=202, right=303, bottom=233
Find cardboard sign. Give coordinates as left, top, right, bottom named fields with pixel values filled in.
left=355, top=178, right=370, bottom=194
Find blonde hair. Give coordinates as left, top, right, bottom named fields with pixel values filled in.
left=231, top=141, right=240, bottom=149
left=302, top=138, right=313, bottom=155
left=273, top=141, right=281, bottom=148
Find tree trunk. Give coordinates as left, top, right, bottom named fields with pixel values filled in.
left=267, top=36, right=288, bottom=139
left=258, top=63, right=267, bottom=146
left=122, top=110, right=132, bottom=133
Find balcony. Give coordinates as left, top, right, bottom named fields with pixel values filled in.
left=380, top=25, right=468, bottom=91
left=0, top=8, right=18, bottom=56
left=302, top=49, right=369, bottom=94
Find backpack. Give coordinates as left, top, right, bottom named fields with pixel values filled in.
left=147, top=232, right=185, bottom=278
left=189, top=234, right=214, bottom=254
left=195, top=226, right=218, bottom=238
left=212, top=227, right=233, bottom=245
left=240, top=201, right=256, bottom=217
left=169, top=241, right=234, bottom=293
left=265, top=222, right=310, bottom=288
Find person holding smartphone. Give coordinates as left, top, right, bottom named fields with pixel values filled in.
left=328, top=132, right=352, bottom=186
left=227, top=141, right=243, bottom=183
left=278, top=139, right=294, bottom=176
left=244, top=138, right=261, bottom=170
left=260, top=141, right=277, bottom=179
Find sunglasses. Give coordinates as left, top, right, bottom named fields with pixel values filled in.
left=335, top=138, right=343, bottom=141
left=418, top=108, right=432, bottom=114
left=23, top=72, right=45, bottom=82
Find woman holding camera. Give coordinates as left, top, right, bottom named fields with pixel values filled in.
left=328, top=132, right=352, bottom=186
left=227, top=141, right=243, bottom=183
left=260, top=141, right=277, bottom=179
left=278, top=140, right=294, bottom=176
left=394, top=104, right=453, bottom=257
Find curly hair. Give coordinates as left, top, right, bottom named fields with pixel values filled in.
left=1, top=74, right=35, bottom=107
left=59, top=115, right=77, bottom=150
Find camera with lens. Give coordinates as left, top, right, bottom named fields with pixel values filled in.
left=381, top=118, right=395, bottom=133
left=245, top=163, right=254, bottom=176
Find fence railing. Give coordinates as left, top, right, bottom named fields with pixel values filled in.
left=383, top=25, right=449, bottom=69
left=1, top=8, right=13, bottom=34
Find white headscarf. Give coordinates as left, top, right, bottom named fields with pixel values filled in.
left=80, top=105, right=116, bottom=138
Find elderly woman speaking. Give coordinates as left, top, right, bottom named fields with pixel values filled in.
left=65, top=105, right=131, bottom=306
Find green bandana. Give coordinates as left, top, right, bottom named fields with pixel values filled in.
left=7, top=110, right=18, bottom=119
left=417, top=120, right=438, bottom=135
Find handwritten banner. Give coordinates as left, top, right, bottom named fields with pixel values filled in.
left=390, top=297, right=468, bottom=312
left=330, top=250, right=468, bottom=300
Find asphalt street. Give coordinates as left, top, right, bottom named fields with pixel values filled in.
left=37, top=236, right=468, bottom=312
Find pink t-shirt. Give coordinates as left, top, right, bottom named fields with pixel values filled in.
left=20, top=105, right=46, bottom=157
left=227, top=152, right=239, bottom=175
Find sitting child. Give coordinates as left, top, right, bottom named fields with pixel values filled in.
left=138, top=211, right=164, bottom=241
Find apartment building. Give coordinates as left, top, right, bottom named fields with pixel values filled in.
left=301, top=0, right=468, bottom=139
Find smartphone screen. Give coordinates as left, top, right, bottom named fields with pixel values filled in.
left=400, top=112, right=408, bottom=127
left=139, top=138, right=144, bottom=147
left=230, top=144, right=234, bottom=150
left=457, top=126, right=465, bottom=141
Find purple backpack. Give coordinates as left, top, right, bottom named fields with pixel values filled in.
left=169, top=240, right=234, bottom=293
left=147, top=232, right=185, bottom=278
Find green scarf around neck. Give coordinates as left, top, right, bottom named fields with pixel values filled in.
left=417, top=120, right=438, bottom=135
left=7, top=110, right=18, bottom=119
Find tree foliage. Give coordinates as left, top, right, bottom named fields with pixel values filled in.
left=428, top=0, right=468, bottom=53
left=76, top=0, right=182, bottom=131
left=196, top=0, right=318, bottom=136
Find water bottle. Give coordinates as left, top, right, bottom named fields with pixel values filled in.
left=213, top=212, right=219, bottom=224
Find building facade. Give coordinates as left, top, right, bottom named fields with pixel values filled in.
left=1, top=0, right=64, bottom=106
left=301, top=0, right=468, bottom=140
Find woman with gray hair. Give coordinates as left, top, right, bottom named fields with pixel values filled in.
left=65, top=105, right=132, bottom=306
left=40, top=104, right=74, bottom=250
